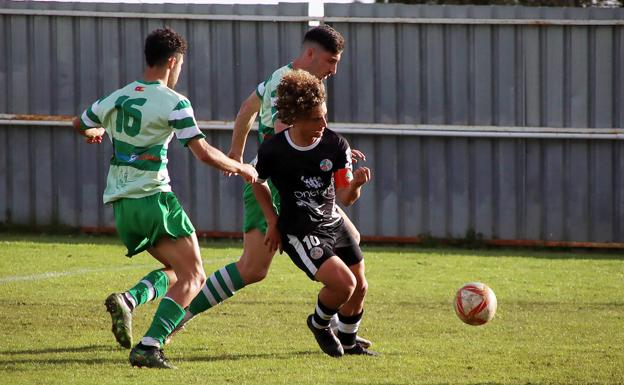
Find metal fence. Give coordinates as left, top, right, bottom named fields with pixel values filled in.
left=1, top=1, right=624, bottom=245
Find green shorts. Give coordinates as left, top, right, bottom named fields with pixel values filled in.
left=242, top=180, right=280, bottom=234
left=112, top=191, right=195, bottom=257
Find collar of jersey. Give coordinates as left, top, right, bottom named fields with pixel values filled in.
left=285, top=130, right=322, bottom=151
left=136, top=80, right=161, bottom=85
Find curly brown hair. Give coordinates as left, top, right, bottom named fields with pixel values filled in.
left=144, top=27, right=187, bottom=67
left=275, top=70, right=326, bottom=126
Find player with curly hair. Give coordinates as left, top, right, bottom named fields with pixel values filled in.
left=73, top=27, right=257, bottom=368
left=252, top=70, right=377, bottom=357
left=168, top=24, right=373, bottom=349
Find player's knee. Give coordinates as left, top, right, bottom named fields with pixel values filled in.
left=187, top=270, right=206, bottom=295
left=337, top=273, right=357, bottom=300
left=238, top=260, right=269, bottom=284
left=243, top=267, right=269, bottom=285
left=354, top=279, right=368, bottom=301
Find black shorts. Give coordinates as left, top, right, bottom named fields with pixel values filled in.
left=281, top=222, right=364, bottom=280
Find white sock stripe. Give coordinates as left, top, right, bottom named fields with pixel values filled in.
left=140, top=279, right=156, bottom=301
left=315, top=304, right=334, bottom=320
left=342, top=343, right=357, bottom=349
left=311, top=318, right=327, bottom=330
left=201, top=284, right=218, bottom=306
left=140, top=337, right=160, bottom=348
left=338, top=320, right=361, bottom=334
left=158, top=316, right=175, bottom=331
left=209, top=275, right=228, bottom=300
left=287, top=234, right=318, bottom=276
left=219, top=268, right=236, bottom=294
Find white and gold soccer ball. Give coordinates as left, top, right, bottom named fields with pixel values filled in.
left=454, top=282, right=497, bottom=326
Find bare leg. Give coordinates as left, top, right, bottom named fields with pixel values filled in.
left=236, top=228, right=277, bottom=285
left=147, top=248, right=178, bottom=290
left=337, top=261, right=367, bottom=316
left=315, top=256, right=356, bottom=309
left=147, top=233, right=206, bottom=308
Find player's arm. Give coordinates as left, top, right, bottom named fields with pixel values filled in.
left=73, top=100, right=107, bottom=144
left=228, top=90, right=261, bottom=162
left=335, top=167, right=371, bottom=207
left=187, top=138, right=257, bottom=183
left=171, top=98, right=256, bottom=183
left=250, top=144, right=282, bottom=252
left=252, top=181, right=281, bottom=253
left=334, top=137, right=371, bottom=206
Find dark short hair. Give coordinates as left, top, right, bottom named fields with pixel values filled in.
left=144, top=28, right=187, bottom=67
left=276, top=70, right=326, bottom=125
left=303, top=25, right=345, bottom=54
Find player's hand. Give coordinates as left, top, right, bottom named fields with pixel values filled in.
left=239, top=163, right=258, bottom=183
left=84, top=127, right=106, bottom=144
left=351, top=167, right=371, bottom=188
left=223, top=151, right=243, bottom=177
left=351, top=148, right=366, bottom=163
left=264, top=223, right=282, bottom=254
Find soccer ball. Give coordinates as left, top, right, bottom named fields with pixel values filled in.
left=454, top=282, right=497, bottom=326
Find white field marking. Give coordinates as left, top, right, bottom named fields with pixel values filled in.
left=0, top=258, right=232, bottom=284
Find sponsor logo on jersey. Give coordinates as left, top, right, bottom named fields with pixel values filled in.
left=320, top=159, right=333, bottom=172
left=134, top=86, right=145, bottom=92
left=139, top=154, right=160, bottom=162
left=116, top=152, right=159, bottom=163
left=310, top=246, right=324, bottom=260
left=301, top=176, right=323, bottom=189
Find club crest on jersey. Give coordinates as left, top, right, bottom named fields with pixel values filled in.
left=310, top=247, right=324, bottom=260
left=320, top=159, right=333, bottom=172
left=134, top=86, right=145, bottom=92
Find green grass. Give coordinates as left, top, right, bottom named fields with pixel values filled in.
left=0, top=234, right=622, bottom=385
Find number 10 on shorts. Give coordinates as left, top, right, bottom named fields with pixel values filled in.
left=302, top=235, right=320, bottom=249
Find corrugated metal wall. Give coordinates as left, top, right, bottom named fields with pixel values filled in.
left=1, top=1, right=624, bottom=243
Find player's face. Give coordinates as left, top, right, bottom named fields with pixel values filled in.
left=309, top=49, right=342, bottom=80
left=297, top=103, right=328, bottom=140
left=167, top=53, right=184, bottom=89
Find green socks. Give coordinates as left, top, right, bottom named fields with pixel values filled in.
left=140, top=297, right=185, bottom=347
left=187, top=263, right=245, bottom=316
left=125, top=269, right=170, bottom=309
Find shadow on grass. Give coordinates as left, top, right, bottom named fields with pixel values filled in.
left=0, top=357, right=121, bottom=367
left=0, top=344, right=123, bottom=367
left=0, top=344, right=114, bottom=356
left=185, top=350, right=317, bottom=362
left=184, top=349, right=400, bottom=362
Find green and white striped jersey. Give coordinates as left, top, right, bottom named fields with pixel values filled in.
left=79, top=80, right=205, bottom=204
left=255, top=63, right=293, bottom=143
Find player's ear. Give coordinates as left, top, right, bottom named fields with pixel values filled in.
left=167, top=55, right=177, bottom=70
left=305, top=46, right=316, bottom=59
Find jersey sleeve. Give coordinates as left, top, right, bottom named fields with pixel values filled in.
left=255, top=81, right=266, bottom=99
left=254, top=142, right=273, bottom=183
left=78, top=99, right=103, bottom=131
left=168, top=99, right=206, bottom=147
left=333, top=135, right=353, bottom=189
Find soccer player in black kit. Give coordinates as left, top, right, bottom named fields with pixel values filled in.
left=252, top=70, right=377, bottom=357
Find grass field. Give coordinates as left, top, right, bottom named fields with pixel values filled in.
left=0, top=234, right=622, bottom=385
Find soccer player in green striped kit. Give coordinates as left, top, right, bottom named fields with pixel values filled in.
left=167, top=25, right=373, bottom=348
left=73, top=28, right=257, bottom=368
